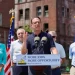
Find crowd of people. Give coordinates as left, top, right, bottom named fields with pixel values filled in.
left=0, top=17, right=74, bottom=75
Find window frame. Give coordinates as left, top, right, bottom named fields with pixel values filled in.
left=0, top=13, right=2, bottom=26
left=18, top=0, right=22, bottom=3
left=43, top=23, right=48, bottom=31
left=25, top=8, right=30, bottom=20
left=36, top=6, right=42, bottom=17
left=44, top=5, right=49, bottom=17
left=19, top=9, right=23, bottom=20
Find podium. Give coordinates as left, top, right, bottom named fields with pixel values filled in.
left=16, top=54, right=60, bottom=75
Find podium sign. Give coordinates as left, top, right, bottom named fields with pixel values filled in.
left=16, top=54, right=60, bottom=66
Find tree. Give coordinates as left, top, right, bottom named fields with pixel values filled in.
left=23, top=24, right=32, bottom=34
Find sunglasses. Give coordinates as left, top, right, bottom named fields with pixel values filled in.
left=52, top=36, right=56, bottom=38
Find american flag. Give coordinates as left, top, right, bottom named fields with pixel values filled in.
left=4, top=16, right=14, bottom=75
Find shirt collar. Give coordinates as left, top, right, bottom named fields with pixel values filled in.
left=32, top=31, right=43, bottom=37
left=17, top=39, right=22, bottom=43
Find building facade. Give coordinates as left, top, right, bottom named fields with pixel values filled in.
left=15, top=0, right=57, bottom=31
left=57, top=0, right=75, bottom=51
left=15, top=0, right=75, bottom=51
left=0, top=0, right=14, bottom=44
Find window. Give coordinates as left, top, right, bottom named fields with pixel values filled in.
left=74, top=0, right=75, bottom=3
left=67, top=8, right=69, bottom=18
left=19, top=9, right=23, bottom=20
left=36, top=6, right=41, bottom=17
left=25, top=8, right=30, bottom=20
left=18, top=0, right=22, bottom=3
left=62, top=7, right=65, bottom=17
left=43, top=23, right=48, bottom=31
left=44, top=5, right=48, bottom=17
left=0, top=13, right=2, bottom=26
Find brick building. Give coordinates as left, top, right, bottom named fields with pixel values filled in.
left=0, top=0, right=14, bottom=44
left=57, top=0, right=75, bottom=51
left=15, top=0, right=57, bottom=31
left=15, top=0, right=75, bottom=51
left=15, top=0, right=66, bottom=46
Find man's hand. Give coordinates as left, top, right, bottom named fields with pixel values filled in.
left=23, top=31, right=28, bottom=42
left=0, top=67, right=2, bottom=72
left=51, top=47, right=58, bottom=54
left=21, top=31, right=28, bottom=54
left=11, top=61, right=14, bottom=66
left=61, top=58, right=66, bottom=64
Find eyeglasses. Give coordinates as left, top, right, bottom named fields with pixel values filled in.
left=32, top=21, right=41, bottom=24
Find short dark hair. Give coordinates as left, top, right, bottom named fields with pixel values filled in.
left=31, top=17, right=41, bottom=24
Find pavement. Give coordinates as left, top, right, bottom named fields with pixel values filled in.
left=61, top=73, right=70, bottom=75
left=61, top=74, right=70, bottom=75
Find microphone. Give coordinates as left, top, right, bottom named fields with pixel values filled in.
left=34, top=36, right=40, bottom=47
left=41, top=36, right=47, bottom=47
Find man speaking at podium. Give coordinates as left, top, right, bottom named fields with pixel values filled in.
left=21, top=17, right=58, bottom=75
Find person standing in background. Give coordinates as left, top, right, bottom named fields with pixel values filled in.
left=10, top=26, right=28, bottom=75
left=69, top=41, right=75, bottom=75
left=48, top=31, right=66, bottom=75
left=0, top=43, right=7, bottom=75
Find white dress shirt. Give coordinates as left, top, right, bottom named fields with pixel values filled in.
left=10, top=40, right=23, bottom=63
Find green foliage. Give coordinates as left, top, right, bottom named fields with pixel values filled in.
left=23, top=24, right=32, bottom=33
left=66, top=66, right=70, bottom=72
